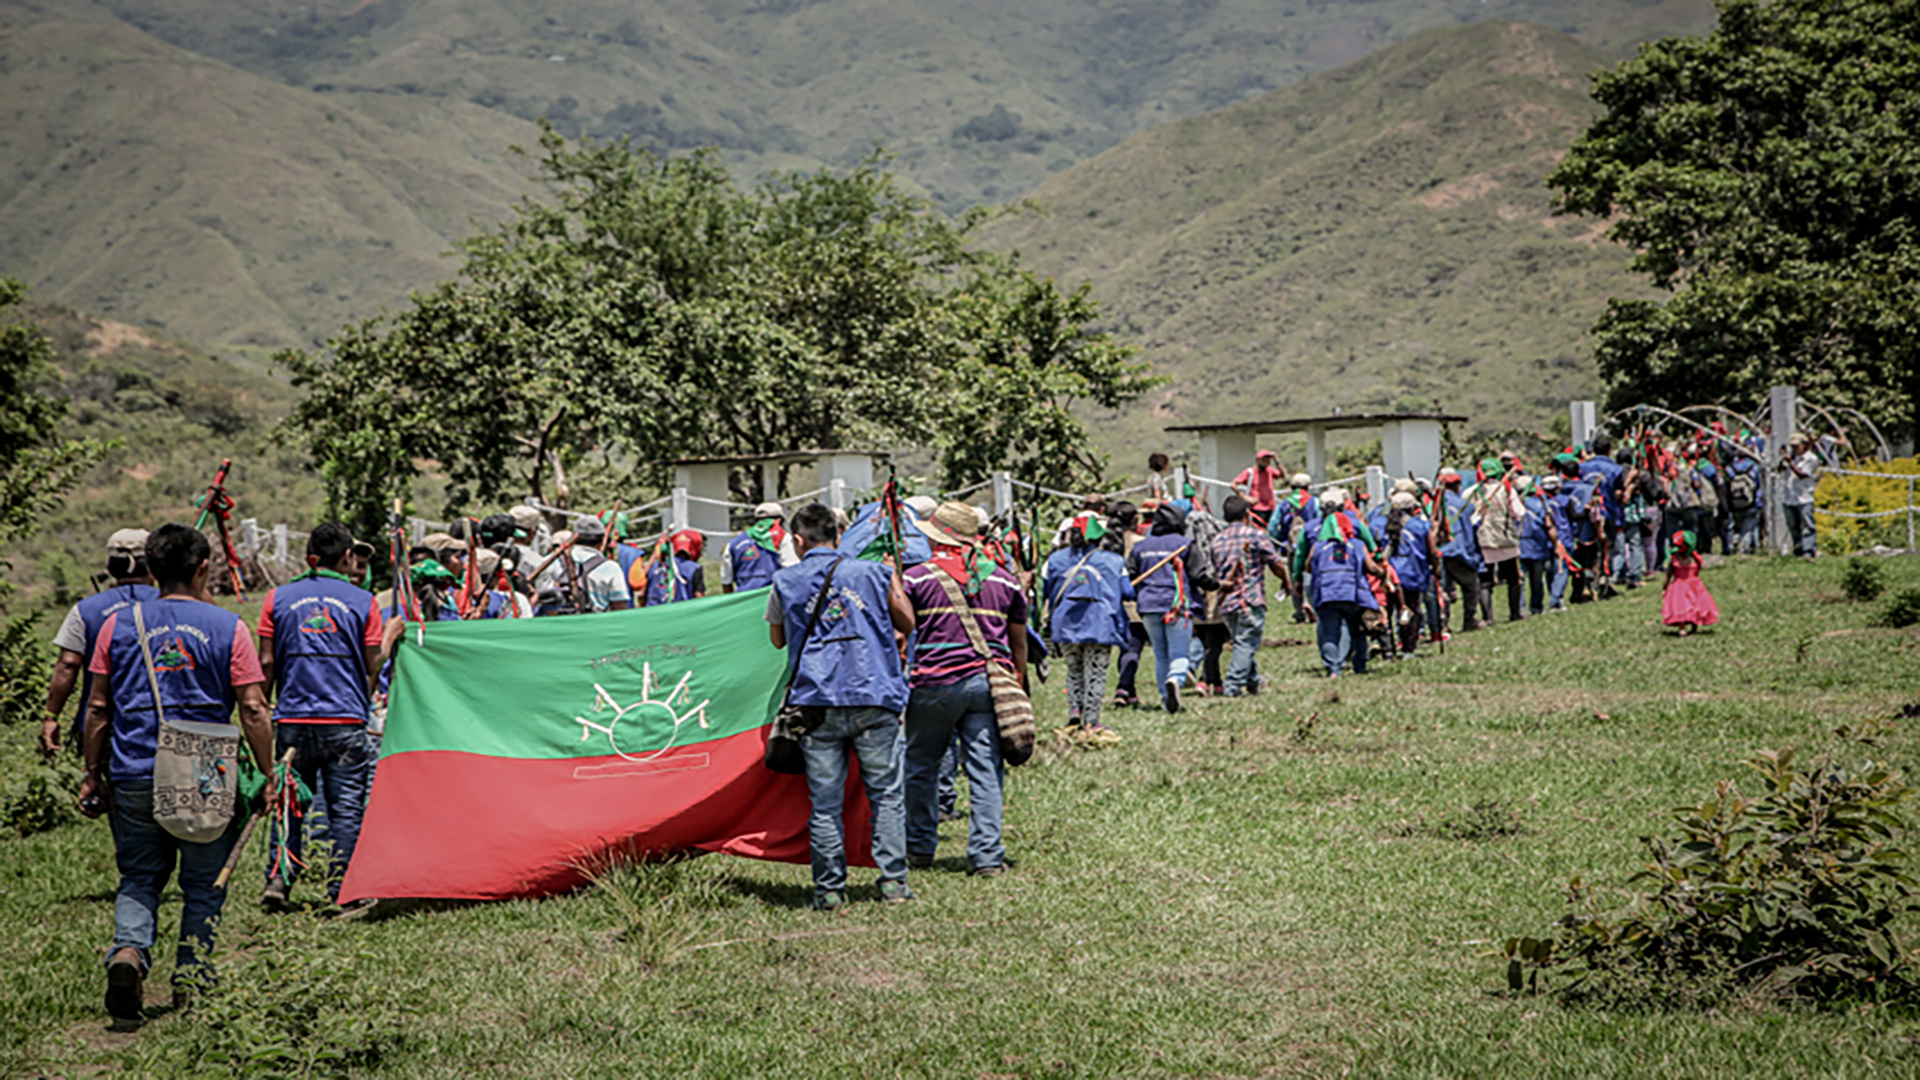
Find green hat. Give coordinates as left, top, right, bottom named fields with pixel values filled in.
left=409, top=558, right=455, bottom=584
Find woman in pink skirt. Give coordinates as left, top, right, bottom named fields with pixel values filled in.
left=1661, top=530, right=1719, bottom=635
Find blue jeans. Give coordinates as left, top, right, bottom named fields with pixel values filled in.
left=1732, top=507, right=1763, bottom=554
left=1549, top=558, right=1571, bottom=608
left=1786, top=503, right=1817, bottom=557
left=1222, top=605, right=1265, bottom=694
left=271, top=724, right=374, bottom=900
left=1141, top=611, right=1192, bottom=693
left=1620, top=522, right=1647, bottom=584
left=905, top=673, right=1006, bottom=870
left=1315, top=601, right=1370, bottom=676
left=800, top=706, right=907, bottom=897
left=107, top=780, right=239, bottom=981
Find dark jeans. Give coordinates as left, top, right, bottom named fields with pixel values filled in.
left=1314, top=601, right=1370, bottom=676
left=1195, top=622, right=1229, bottom=688
left=108, top=780, right=239, bottom=981
left=1115, top=622, right=1148, bottom=700
left=1786, top=503, right=1817, bottom=557
left=1521, top=558, right=1550, bottom=615
left=1571, top=541, right=1600, bottom=603
left=1488, top=558, right=1522, bottom=621
left=905, top=674, right=1006, bottom=871
left=271, top=724, right=374, bottom=901
left=1442, top=556, right=1484, bottom=630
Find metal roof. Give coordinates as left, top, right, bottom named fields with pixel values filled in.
left=1165, top=412, right=1467, bottom=434
left=654, top=449, right=892, bottom=467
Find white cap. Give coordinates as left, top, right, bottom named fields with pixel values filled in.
left=904, top=495, right=938, bottom=518
left=753, top=502, right=784, bottom=520
left=106, top=528, right=150, bottom=559
left=1319, top=487, right=1349, bottom=509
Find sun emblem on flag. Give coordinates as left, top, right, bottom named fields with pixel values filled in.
left=572, top=662, right=711, bottom=762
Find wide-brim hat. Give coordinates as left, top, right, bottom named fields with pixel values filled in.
left=915, top=500, right=980, bottom=546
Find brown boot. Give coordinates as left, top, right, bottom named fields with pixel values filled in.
left=105, top=947, right=144, bottom=1023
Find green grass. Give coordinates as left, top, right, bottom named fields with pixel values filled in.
left=7, top=554, right=1920, bottom=1076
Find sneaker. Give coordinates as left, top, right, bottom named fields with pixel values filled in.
left=971, top=864, right=1006, bottom=878
left=1163, top=678, right=1182, bottom=714
left=334, top=897, right=380, bottom=921
left=811, top=890, right=847, bottom=912
left=1113, top=691, right=1135, bottom=709
left=105, top=947, right=144, bottom=1023
left=878, top=881, right=916, bottom=904
left=260, top=877, right=290, bottom=913
left=906, top=852, right=935, bottom=871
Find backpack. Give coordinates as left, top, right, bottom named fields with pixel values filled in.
left=1695, top=469, right=1720, bottom=512
left=1728, top=468, right=1757, bottom=512
left=534, top=550, right=607, bottom=616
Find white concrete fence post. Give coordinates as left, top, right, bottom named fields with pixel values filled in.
left=992, top=471, right=1014, bottom=521
left=828, top=478, right=847, bottom=514
left=1769, top=385, right=1796, bottom=555
left=1365, top=465, right=1387, bottom=510
left=671, top=487, right=690, bottom=532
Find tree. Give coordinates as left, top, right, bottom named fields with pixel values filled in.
left=282, top=127, right=1157, bottom=533
left=0, top=278, right=112, bottom=724
left=1549, top=0, right=1920, bottom=438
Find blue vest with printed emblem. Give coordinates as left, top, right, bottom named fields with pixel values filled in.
left=100, top=597, right=240, bottom=782
left=772, top=549, right=907, bottom=713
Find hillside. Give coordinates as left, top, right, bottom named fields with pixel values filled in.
left=0, top=298, right=323, bottom=618
left=982, top=21, right=1654, bottom=454
left=0, top=1, right=538, bottom=356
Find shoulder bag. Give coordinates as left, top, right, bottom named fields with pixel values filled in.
left=763, top=557, right=843, bottom=775
left=135, top=602, right=241, bottom=843
left=932, top=569, right=1036, bottom=766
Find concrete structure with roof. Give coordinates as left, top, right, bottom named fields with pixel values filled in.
left=654, top=450, right=890, bottom=535
left=1166, top=412, right=1467, bottom=505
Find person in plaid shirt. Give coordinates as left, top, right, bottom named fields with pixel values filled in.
left=1208, top=496, right=1291, bottom=697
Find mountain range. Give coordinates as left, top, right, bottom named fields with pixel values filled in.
left=988, top=19, right=1656, bottom=456
left=1, top=0, right=1711, bottom=356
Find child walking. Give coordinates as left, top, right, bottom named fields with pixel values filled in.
left=1661, top=530, right=1719, bottom=635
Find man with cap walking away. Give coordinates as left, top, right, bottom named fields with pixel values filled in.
left=1436, top=468, right=1486, bottom=632
left=256, top=522, right=387, bottom=912
left=1371, top=486, right=1441, bottom=655
left=77, top=524, right=278, bottom=1022
left=725, top=503, right=794, bottom=593
left=1303, top=489, right=1385, bottom=677
left=536, top=515, right=632, bottom=614
left=640, top=530, right=707, bottom=605
left=1208, top=495, right=1288, bottom=696
left=41, top=529, right=159, bottom=759
left=901, top=501, right=1029, bottom=877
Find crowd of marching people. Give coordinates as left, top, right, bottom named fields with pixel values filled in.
left=40, top=420, right=1831, bottom=1022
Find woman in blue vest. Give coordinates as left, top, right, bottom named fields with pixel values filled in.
left=1043, top=512, right=1133, bottom=735
left=1307, top=489, right=1385, bottom=677
left=640, top=530, right=708, bottom=605
left=1373, top=489, right=1439, bottom=656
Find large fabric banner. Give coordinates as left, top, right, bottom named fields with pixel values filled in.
left=340, top=591, right=872, bottom=902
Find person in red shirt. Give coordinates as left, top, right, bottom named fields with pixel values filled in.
left=1233, top=450, right=1285, bottom=527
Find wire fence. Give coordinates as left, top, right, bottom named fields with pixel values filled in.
left=1813, top=466, right=1920, bottom=553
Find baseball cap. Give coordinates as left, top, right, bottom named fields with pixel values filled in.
left=106, top=528, right=150, bottom=559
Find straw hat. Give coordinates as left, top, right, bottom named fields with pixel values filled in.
left=914, top=501, right=981, bottom=546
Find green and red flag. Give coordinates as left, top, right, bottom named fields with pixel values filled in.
left=340, top=592, right=871, bottom=902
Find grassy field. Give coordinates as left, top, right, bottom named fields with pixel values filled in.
left=6, top=554, right=1920, bottom=1077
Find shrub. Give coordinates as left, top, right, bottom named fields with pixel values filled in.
left=1816, top=458, right=1919, bottom=555
left=1506, top=722, right=1919, bottom=1004
left=1872, top=587, right=1920, bottom=630
left=1839, top=557, right=1888, bottom=603
left=160, top=916, right=410, bottom=1076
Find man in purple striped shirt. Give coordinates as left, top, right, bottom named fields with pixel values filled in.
left=900, top=501, right=1028, bottom=877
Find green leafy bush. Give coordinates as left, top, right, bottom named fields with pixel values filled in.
left=1507, top=723, right=1919, bottom=1004
left=0, top=724, right=81, bottom=837
left=158, top=916, right=410, bottom=1076
left=1872, top=587, right=1920, bottom=630
left=1840, top=557, right=1888, bottom=604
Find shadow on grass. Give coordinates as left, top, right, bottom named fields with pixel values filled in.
left=720, top=876, right=813, bottom=909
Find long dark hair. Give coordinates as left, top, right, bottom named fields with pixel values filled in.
left=1384, top=505, right=1408, bottom=558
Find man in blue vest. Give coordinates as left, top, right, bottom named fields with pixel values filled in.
left=77, top=523, right=277, bottom=1023
left=724, top=502, right=794, bottom=593
left=769, top=503, right=917, bottom=912
left=41, top=528, right=158, bottom=759
left=1582, top=435, right=1627, bottom=587
left=255, top=522, right=387, bottom=912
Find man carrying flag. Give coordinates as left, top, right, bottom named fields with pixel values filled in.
left=769, top=503, right=917, bottom=912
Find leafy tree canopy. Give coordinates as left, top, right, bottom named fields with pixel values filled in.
left=1550, top=0, right=1920, bottom=438
left=282, top=127, right=1158, bottom=536
left=0, top=278, right=113, bottom=723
